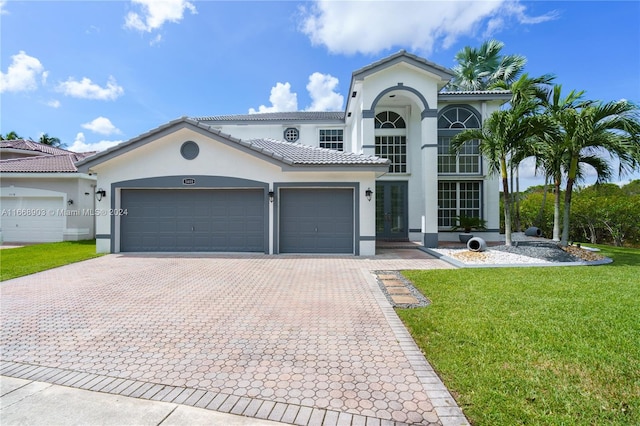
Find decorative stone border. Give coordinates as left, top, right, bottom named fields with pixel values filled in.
left=373, top=271, right=430, bottom=308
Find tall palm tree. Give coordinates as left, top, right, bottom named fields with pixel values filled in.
left=451, top=99, right=546, bottom=246
left=535, top=85, right=591, bottom=241
left=557, top=100, right=640, bottom=245
left=38, top=133, right=63, bottom=147
left=497, top=73, right=555, bottom=234
left=448, top=40, right=527, bottom=91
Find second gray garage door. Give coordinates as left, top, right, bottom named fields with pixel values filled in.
left=121, top=189, right=265, bottom=252
left=279, top=188, right=354, bottom=254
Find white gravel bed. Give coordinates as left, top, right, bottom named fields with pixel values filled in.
left=432, top=248, right=554, bottom=265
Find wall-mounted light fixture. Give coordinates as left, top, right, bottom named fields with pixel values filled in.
left=67, top=199, right=74, bottom=206
left=96, top=188, right=107, bottom=201
left=268, top=190, right=275, bottom=203
left=365, top=188, right=373, bottom=202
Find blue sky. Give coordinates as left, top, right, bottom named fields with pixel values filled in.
left=2, top=0, right=639, bottom=188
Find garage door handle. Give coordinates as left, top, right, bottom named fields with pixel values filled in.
left=315, top=227, right=318, bottom=232
left=192, top=226, right=195, bottom=232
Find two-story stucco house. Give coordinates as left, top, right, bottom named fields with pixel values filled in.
left=77, top=50, right=510, bottom=256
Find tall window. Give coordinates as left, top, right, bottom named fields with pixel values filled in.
left=319, top=129, right=344, bottom=151
left=438, top=181, right=482, bottom=228
left=438, top=106, right=481, bottom=174
left=375, top=111, right=407, bottom=174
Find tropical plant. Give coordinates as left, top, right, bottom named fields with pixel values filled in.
left=38, top=133, right=63, bottom=147
left=533, top=85, right=592, bottom=240
left=451, top=214, right=487, bottom=233
left=451, top=99, right=543, bottom=246
left=556, top=100, right=640, bottom=245
left=2, top=131, right=22, bottom=140
left=447, top=39, right=527, bottom=91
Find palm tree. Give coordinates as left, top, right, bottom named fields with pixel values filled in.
left=557, top=100, right=640, bottom=245
left=535, top=85, right=591, bottom=241
left=447, top=40, right=527, bottom=91
left=497, top=73, right=555, bottom=233
left=38, top=133, right=63, bottom=147
left=2, top=131, right=22, bottom=140
left=451, top=99, right=545, bottom=246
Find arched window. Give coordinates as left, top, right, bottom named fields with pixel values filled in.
left=375, top=111, right=406, bottom=129
left=438, top=106, right=480, bottom=129
left=375, top=111, right=407, bottom=173
left=437, top=106, right=481, bottom=174
left=437, top=106, right=483, bottom=228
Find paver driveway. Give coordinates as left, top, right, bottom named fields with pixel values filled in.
left=1, top=251, right=466, bottom=425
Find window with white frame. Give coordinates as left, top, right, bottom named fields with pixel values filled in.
left=375, top=111, right=407, bottom=174
left=319, top=129, right=344, bottom=151
left=438, top=106, right=481, bottom=174
left=438, top=181, right=482, bottom=228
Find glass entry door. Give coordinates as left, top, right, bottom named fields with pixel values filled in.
left=376, top=181, right=408, bottom=240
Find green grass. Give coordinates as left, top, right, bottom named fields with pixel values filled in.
left=398, top=245, right=640, bottom=425
left=0, top=240, right=103, bottom=281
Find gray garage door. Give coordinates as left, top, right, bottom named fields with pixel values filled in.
left=279, top=188, right=354, bottom=254
left=121, top=189, right=265, bottom=252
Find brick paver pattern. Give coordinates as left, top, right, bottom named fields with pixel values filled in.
left=1, top=252, right=460, bottom=425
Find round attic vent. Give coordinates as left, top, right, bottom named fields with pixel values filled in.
left=180, top=141, right=199, bottom=160
left=284, top=128, right=299, bottom=142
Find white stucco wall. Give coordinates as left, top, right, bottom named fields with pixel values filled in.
left=89, top=128, right=378, bottom=255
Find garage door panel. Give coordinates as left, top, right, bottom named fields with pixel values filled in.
left=0, top=197, right=64, bottom=243
left=121, top=189, right=265, bottom=252
left=280, top=188, right=354, bottom=254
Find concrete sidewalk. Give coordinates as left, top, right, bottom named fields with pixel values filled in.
left=1, top=376, right=284, bottom=425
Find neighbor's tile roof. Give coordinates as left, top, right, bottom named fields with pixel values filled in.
left=194, top=111, right=345, bottom=122
left=0, top=154, right=79, bottom=173
left=244, top=138, right=389, bottom=166
left=0, top=139, right=95, bottom=173
left=0, top=139, right=76, bottom=156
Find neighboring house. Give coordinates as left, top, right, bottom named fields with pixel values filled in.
left=77, top=50, right=511, bottom=256
left=0, top=140, right=97, bottom=243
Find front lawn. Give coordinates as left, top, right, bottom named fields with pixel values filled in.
left=399, top=245, right=640, bottom=425
left=0, top=240, right=103, bottom=281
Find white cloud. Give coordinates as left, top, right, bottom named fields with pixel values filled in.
left=47, top=99, right=61, bottom=108
left=0, top=1, right=8, bottom=15
left=56, top=76, right=124, bottom=101
left=249, top=82, right=298, bottom=114
left=305, top=72, right=343, bottom=111
left=81, top=117, right=121, bottom=135
left=299, top=0, right=556, bottom=55
left=125, top=0, right=197, bottom=32
left=0, top=51, right=46, bottom=93
left=68, top=132, right=122, bottom=153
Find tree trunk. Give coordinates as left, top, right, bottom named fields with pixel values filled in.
left=536, top=175, right=549, bottom=228
left=588, top=223, right=597, bottom=244
left=515, top=166, right=521, bottom=232
left=561, top=177, right=575, bottom=246
left=553, top=179, right=561, bottom=242
left=502, top=158, right=512, bottom=246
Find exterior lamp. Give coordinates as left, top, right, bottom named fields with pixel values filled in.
left=268, top=191, right=275, bottom=203
left=365, top=188, right=373, bottom=202
left=96, top=189, right=107, bottom=201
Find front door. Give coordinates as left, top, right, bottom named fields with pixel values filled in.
left=376, top=181, right=408, bottom=240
